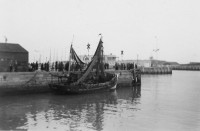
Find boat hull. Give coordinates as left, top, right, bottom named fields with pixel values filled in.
left=49, top=74, right=118, bottom=94
left=110, top=84, right=117, bottom=90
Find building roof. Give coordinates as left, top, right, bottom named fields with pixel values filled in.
left=0, top=43, right=28, bottom=53
left=189, top=62, right=200, bottom=65
left=163, top=62, right=179, bottom=65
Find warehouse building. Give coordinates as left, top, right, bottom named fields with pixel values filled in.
left=0, top=43, right=28, bottom=72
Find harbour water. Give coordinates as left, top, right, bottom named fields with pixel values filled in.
left=0, top=71, right=199, bottom=131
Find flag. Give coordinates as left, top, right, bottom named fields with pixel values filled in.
left=153, top=49, right=159, bottom=52
left=87, top=43, right=90, bottom=49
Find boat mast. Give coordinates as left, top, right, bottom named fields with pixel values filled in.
left=96, top=34, right=105, bottom=78
left=68, top=35, right=74, bottom=74
left=100, top=35, right=105, bottom=76
left=73, top=35, right=104, bottom=84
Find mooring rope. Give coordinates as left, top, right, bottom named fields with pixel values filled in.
left=22, top=71, right=39, bottom=87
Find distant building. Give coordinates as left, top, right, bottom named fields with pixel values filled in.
left=79, top=54, right=117, bottom=68
left=189, top=62, right=200, bottom=65
left=79, top=55, right=92, bottom=64
left=151, top=60, right=166, bottom=67
left=117, top=59, right=179, bottom=68
left=0, top=43, right=28, bottom=72
left=117, top=60, right=152, bottom=67
left=163, top=62, right=179, bottom=66
left=104, top=54, right=117, bottom=67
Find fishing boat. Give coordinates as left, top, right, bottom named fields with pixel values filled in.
left=49, top=36, right=118, bottom=94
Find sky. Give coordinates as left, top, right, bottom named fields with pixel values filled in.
left=0, top=0, right=200, bottom=64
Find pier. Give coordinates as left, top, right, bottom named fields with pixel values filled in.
left=0, top=66, right=174, bottom=94
left=0, top=71, right=51, bottom=94
left=140, top=67, right=172, bottom=74
left=172, top=65, right=200, bottom=71
left=0, top=70, right=139, bottom=94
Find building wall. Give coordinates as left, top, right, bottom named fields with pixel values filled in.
left=80, top=55, right=92, bottom=63
left=0, top=52, right=28, bottom=72
left=117, top=60, right=152, bottom=67
left=104, top=55, right=116, bottom=67
left=79, top=54, right=117, bottom=68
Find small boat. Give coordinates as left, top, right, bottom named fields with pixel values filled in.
left=49, top=36, right=118, bottom=94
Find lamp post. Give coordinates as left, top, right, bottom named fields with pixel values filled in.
left=121, top=50, right=123, bottom=61
left=153, top=36, right=159, bottom=67
left=87, top=43, right=90, bottom=56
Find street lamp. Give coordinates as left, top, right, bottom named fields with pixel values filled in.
left=87, top=43, right=90, bottom=56
left=153, top=36, right=159, bottom=66
left=121, top=50, right=123, bottom=61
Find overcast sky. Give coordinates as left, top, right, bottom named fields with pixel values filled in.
left=0, top=0, right=200, bottom=63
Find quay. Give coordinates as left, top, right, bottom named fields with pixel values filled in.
left=0, top=67, right=174, bottom=95
left=0, top=70, right=139, bottom=94
left=140, top=67, right=172, bottom=74
left=172, top=65, right=200, bottom=71
left=0, top=71, right=51, bottom=94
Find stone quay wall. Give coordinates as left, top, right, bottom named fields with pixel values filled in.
left=0, top=71, right=52, bottom=94
left=106, top=70, right=133, bottom=87
left=172, top=65, right=200, bottom=71
left=0, top=70, right=134, bottom=94
left=140, top=67, right=172, bottom=74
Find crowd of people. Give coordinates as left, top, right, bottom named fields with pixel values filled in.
left=29, top=62, right=39, bottom=71
left=114, top=62, right=137, bottom=70
left=29, top=61, right=64, bottom=72
left=9, top=60, right=18, bottom=72
left=28, top=61, right=137, bottom=72
left=28, top=61, right=83, bottom=72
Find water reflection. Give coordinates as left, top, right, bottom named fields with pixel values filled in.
left=132, top=85, right=141, bottom=99
left=0, top=86, right=143, bottom=130
left=0, top=90, right=118, bottom=130
left=0, top=94, right=50, bottom=130
left=2, top=71, right=200, bottom=130
left=46, top=91, right=118, bottom=131
left=117, top=85, right=141, bottom=103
